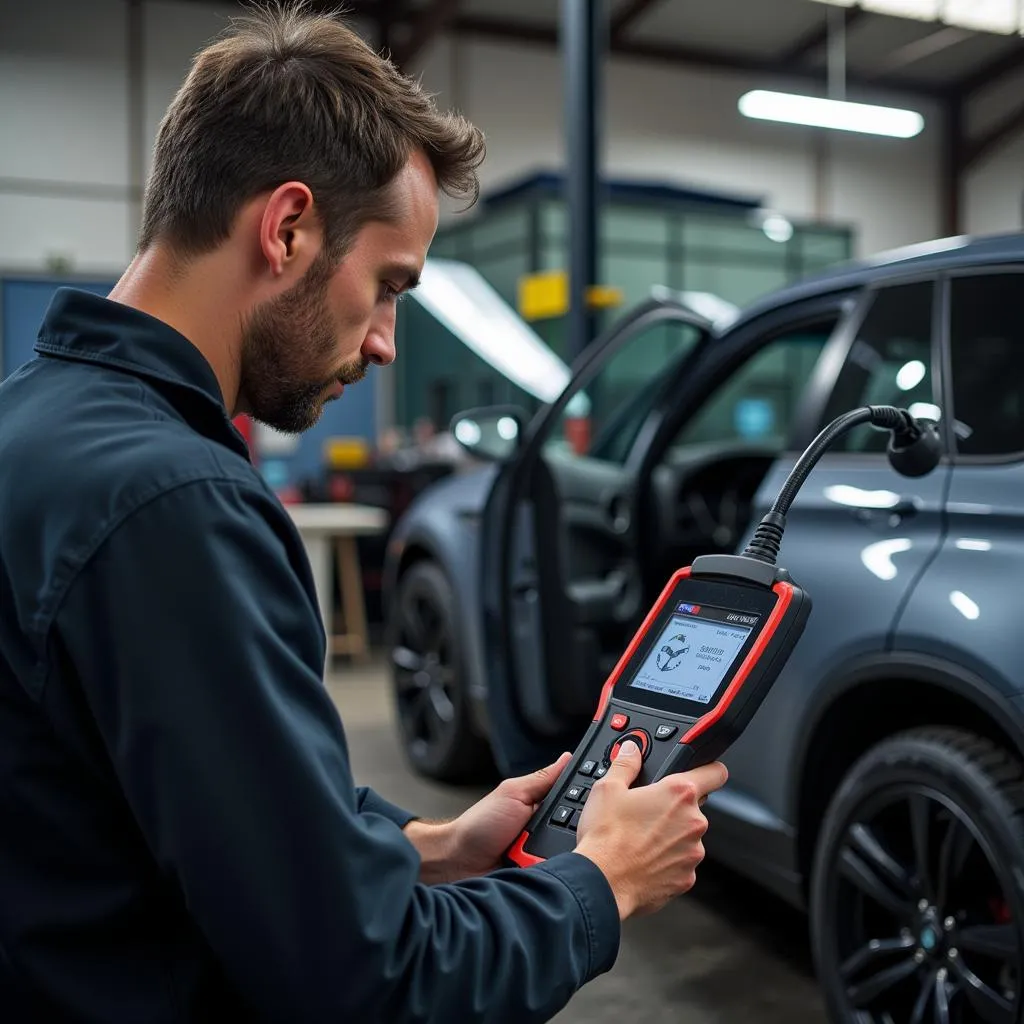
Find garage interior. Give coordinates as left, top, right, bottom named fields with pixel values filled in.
left=5, top=1, right=1024, bottom=1021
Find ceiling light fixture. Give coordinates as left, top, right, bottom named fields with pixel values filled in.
left=811, top=0, right=1023, bottom=35
left=738, top=90, right=925, bottom=137
left=860, top=0, right=941, bottom=21
left=741, top=4, right=926, bottom=137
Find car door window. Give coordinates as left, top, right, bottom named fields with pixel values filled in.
left=670, top=319, right=837, bottom=450
left=948, top=272, right=1024, bottom=457
left=545, top=321, right=705, bottom=464
left=819, top=281, right=936, bottom=451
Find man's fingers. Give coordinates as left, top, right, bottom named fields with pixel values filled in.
left=684, top=760, right=729, bottom=798
left=514, top=751, right=572, bottom=804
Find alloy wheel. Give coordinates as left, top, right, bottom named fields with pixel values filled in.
left=391, top=582, right=457, bottom=764
left=825, top=785, right=1020, bottom=1023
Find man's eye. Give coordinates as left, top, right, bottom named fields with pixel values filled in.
left=381, top=284, right=404, bottom=303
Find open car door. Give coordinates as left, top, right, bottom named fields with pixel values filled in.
left=474, top=299, right=716, bottom=777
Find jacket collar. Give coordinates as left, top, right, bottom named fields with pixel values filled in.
left=34, top=287, right=250, bottom=458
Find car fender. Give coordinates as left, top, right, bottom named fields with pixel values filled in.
left=787, top=649, right=1024, bottom=824
left=382, top=467, right=497, bottom=735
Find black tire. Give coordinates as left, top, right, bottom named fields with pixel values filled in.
left=388, top=560, right=493, bottom=783
left=810, top=727, right=1024, bottom=1024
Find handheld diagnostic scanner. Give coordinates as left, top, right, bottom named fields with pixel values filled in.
left=507, top=405, right=942, bottom=866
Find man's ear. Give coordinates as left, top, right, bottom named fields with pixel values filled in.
left=258, top=181, right=321, bottom=280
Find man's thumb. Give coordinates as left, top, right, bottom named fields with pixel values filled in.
left=607, top=738, right=642, bottom=782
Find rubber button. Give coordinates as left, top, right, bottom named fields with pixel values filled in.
left=655, top=724, right=678, bottom=741
left=610, top=713, right=629, bottom=731
left=565, top=785, right=584, bottom=802
left=607, top=730, right=651, bottom=764
left=579, top=760, right=597, bottom=776
left=551, top=805, right=574, bottom=826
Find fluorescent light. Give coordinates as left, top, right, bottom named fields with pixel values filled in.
left=945, top=0, right=1018, bottom=34
left=810, top=0, right=1021, bottom=34
left=861, top=0, right=940, bottom=20
left=738, top=90, right=924, bottom=138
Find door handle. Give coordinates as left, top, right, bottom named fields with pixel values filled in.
left=853, top=498, right=918, bottom=527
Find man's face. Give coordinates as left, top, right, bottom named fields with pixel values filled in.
left=239, top=151, right=439, bottom=434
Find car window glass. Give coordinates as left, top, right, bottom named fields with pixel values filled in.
left=820, top=281, right=935, bottom=452
left=669, top=319, right=836, bottom=451
left=545, top=321, right=704, bottom=465
left=949, top=273, right=1024, bottom=456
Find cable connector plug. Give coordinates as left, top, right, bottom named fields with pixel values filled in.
left=870, top=405, right=943, bottom=478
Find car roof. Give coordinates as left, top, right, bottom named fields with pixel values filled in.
left=730, top=230, right=1024, bottom=332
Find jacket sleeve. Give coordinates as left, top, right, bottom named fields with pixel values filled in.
left=356, top=786, right=418, bottom=828
left=52, top=477, right=620, bottom=1023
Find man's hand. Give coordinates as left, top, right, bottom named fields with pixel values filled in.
left=574, top=739, right=728, bottom=919
left=404, top=752, right=572, bottom=884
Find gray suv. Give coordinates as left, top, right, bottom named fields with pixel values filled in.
left=383, top=232, right=1024, bottom=1023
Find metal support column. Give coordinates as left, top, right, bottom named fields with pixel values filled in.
left=561, top=0, right=604, bottom=362
left=941, top=97, right=963, bottom=237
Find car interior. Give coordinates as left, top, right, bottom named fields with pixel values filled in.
left=513, top=312, right=842, bottom=735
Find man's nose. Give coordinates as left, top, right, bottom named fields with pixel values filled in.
left=362, top=328, right=396, bottom=367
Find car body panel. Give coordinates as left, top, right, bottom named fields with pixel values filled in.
left=715, top=450, right=952, bottom=815
left=891, top=462, right=1024, bottom=700
left=382, top=229, right=1024, bottom=913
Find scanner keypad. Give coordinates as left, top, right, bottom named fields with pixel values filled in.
left=548, top=710, right=695, bottom=829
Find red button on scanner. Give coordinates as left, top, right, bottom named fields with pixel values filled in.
left=609, top=713, right=629, bottom=731
left=610, top=729, right=650, bottom=762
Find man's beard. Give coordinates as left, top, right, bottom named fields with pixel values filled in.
left=238, top=255, right=368, bottom=434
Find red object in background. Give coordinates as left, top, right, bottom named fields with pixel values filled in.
left=233, top=415, right=256, bottom=463
left=328, top=475, right=355, bottom=502
left=564, top=417, right=591, bottom=456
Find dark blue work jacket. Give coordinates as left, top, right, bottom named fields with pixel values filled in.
left=0, top=289, right=619, bottom=1022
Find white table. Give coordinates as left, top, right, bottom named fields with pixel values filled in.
left=286, top=503, right=389, bottom=662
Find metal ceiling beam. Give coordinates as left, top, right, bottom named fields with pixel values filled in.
left=780, top=5, right=865, bottom=65
left=392, top=0, right=461, bottom=68
left=449, top=14, right=944, bottom=99
left=869, top=25, right=971, bottom=77
left=610, top=0, right=663, bottom=43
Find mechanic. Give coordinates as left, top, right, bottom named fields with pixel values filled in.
left=0, top=4, right=727, bottom=1021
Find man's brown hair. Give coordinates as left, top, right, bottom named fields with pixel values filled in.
left=139, top=0, right=484, bottom=261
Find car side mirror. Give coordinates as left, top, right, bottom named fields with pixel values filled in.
left=450, top=406, right=527, bottom=462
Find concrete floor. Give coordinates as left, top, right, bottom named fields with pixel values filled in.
left=327, top=662, right=829, bottom=1024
